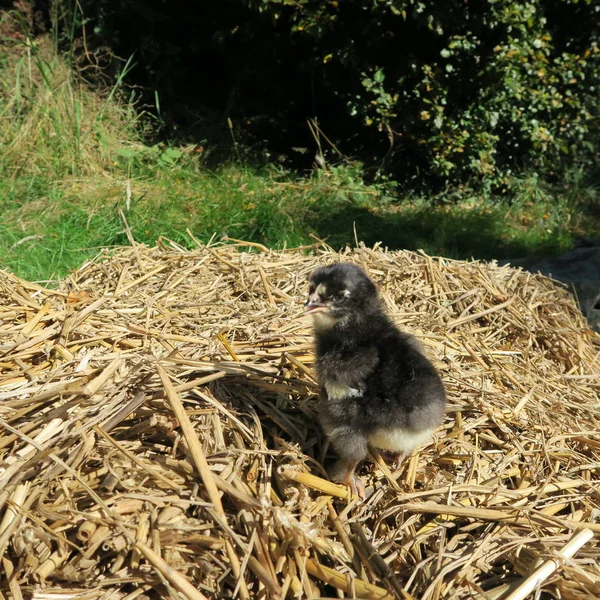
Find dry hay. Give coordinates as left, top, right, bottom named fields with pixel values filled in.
left=1, top=239, right=600, bottom=600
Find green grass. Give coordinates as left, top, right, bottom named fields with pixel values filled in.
left=312, top=171, right=598, bottom=260
left=0, top=29, right=599, bottom=283
left=2, top=163, right=597, bottom=282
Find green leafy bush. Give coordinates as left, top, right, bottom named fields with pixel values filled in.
left=262, top=0, right=599, bottom=188
left=72, top=0, right=599, bottom=189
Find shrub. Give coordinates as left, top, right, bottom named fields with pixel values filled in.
left=263, top=0, right=599, bottom=189
left=60, top=0, right=600, bottom=189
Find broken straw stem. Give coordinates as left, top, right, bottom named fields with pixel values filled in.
left=502, top=528, right=594, bottom=600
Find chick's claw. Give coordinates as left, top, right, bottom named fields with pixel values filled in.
left=378, top=449, right=405, bottom=472
left=330, top=459, right=366, bottom=500
left=346, top=474, right=366, bottom=500
left=339, top=469, right=365, bottom=500
left=392, top=452, right=405, bottom=472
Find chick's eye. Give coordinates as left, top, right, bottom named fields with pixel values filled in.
left=308, top=285, right=315, bottom=295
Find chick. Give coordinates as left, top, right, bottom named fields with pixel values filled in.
left=305, top=262, right=446, bottom=498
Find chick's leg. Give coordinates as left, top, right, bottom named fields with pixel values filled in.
left=328, top=430, right=368, bottom=499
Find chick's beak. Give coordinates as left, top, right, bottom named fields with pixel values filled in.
left=305, top=292, right=330, bottom=314
left=305, top=301, right=330, bottom=314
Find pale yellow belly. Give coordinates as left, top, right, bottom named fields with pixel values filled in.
left=368, top=427, right=434, bottom=455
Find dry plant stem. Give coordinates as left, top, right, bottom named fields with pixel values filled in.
left=304, top=558, right=394, bottom=599
left=401, top=502, right=600, bottom=532
left=130, top=511, right=150, bottom=569
left=80, top=357, right=124, bottom=396
left=3, top=557, right=23, bottom=600
left=134, top=541, right=210, bottom=600
left=278, top=466, right=351, bottom=499
left=247, top=556, right=283, bottom=600
left=157, top=363, right=249, bottom=600
left=157, top=363, right=224, bottom=507
left=223, top=237, right=270, bottom=252
left=76, top=520, right=97, bottom=542
left=0, top=484, right=28, bottom=538
left=258, top=265, right=277, bottom=307
left=0, top=484, right=31, bottom=558
left=502, top=529, right=595, bottom=600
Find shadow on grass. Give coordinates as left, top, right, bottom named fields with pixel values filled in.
left=578, top=196, right=600, bottom=237
left=311, top=204, right=570, bottom=261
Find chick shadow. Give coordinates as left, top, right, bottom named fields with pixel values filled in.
left=311, top=204, right=551, bottom=261
left=209, top=377, right=331, bottom=472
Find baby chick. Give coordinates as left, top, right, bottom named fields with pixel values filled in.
left=305, top=263, right=446, bottom=498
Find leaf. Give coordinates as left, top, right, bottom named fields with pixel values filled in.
left=116, top=148, right=136, bottom=159
left=164, top=147, right=184, bottom=160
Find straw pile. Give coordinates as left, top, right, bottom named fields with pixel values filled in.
left=1, top=239, right=599, bottom=600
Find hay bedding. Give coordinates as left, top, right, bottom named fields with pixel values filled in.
left=0, top=240, right=599, bottom=600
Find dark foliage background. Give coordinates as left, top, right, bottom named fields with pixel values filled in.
left=54, top=0, right=600, bottom=190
